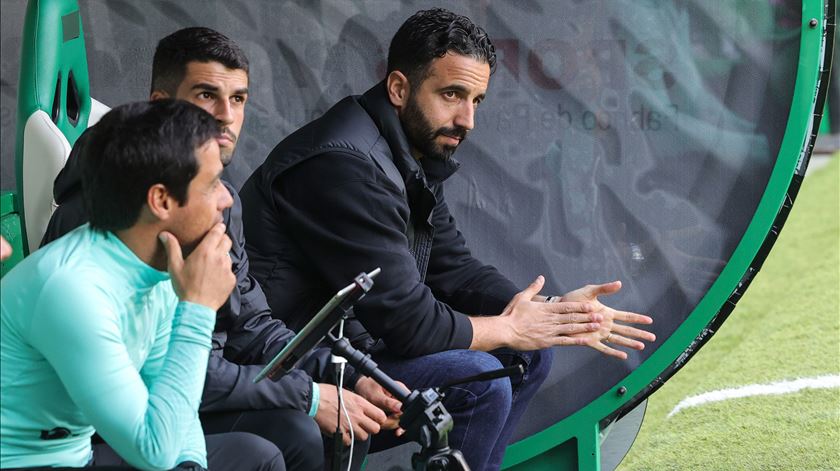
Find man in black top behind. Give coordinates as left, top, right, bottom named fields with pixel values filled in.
left=240, top=8, right=656, bottom=470
left=41, top=27, right=398, bottom=470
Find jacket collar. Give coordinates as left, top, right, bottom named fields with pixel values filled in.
left=99, top=228, right=170, bottom=289
left=358, top=81, right=461, bottom=189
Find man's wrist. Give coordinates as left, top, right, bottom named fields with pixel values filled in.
left=498, top=314, right=516, bottom=349
left=308, top=382, right=320, bottom=417
left=469, top=315, right=514, bottom=351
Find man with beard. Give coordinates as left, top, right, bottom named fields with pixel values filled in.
left=0, top=99, right=286, bottom=470
left=239, top=9, right=656, bottom=470
left=40, top=28, right=395, bottom=470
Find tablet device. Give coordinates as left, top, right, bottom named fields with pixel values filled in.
left=253, top=268, right=380, bottom=383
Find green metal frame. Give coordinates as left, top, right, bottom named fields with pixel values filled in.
left=14, top=0, right=90, bottom=255
left=0, top=0, right=832, bottom=464
left=502, top=1, right=835, bottom=469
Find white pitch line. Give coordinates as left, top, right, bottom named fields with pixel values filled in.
left=667, top=374, right=840, bottom=418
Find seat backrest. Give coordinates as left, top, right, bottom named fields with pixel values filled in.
left=15, top=0, right=107, bottom=253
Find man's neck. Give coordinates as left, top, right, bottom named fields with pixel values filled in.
left=114, top=225, right=167, bottom=272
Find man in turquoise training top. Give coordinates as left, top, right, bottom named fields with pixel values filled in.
left=0, top=100, right=285, bottom=470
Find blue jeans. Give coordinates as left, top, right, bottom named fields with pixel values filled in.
left=371, top=348, right=552, bottom=471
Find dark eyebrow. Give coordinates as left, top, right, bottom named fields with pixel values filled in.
left=191, top=83, right=219, bottom=92
left=191, top=83, right=249, bottom=96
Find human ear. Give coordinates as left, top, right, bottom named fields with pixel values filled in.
left=146, top=184, right=174, bottom=221
left=149, top=90, right=170, bottom=101
left=386, top=71, right=410, bottom=109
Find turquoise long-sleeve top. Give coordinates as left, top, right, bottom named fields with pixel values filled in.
left=0, top=225, right=216, bottom=470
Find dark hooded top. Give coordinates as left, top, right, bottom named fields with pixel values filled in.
left=238, top=82, right=520, bottom=358
left=40, top=129, right=336, bottom=414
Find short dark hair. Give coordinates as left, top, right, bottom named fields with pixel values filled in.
left=387, top=8, right=496, bottom=85
left=81, top=99, right=220, bottom=232
left=151, top=27, right=249, bottom=95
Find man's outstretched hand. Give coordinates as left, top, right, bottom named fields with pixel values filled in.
left=558, top=281, right=655, bottom=359
left=470, top=275, right=603, bottom=352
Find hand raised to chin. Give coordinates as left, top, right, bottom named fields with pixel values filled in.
left=159, top=223, right=235, bottom=311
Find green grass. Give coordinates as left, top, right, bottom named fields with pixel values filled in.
left=619, top=156, right=840, bottom=471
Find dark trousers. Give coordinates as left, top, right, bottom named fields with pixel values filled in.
left=201, top=409, right=322, bottom=471
left=9, top=432, right=285, bottom=471
left=371, top=348, right=552, bottom=471
left=200, top=408, right=369, bottom=471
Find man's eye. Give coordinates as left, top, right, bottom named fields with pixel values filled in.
left=443, top=91, right=457, bottom=99
left=199, top=92, right=213, bottom=100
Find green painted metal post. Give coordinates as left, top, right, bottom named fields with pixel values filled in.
left=576, top=424, right=601, bottom=471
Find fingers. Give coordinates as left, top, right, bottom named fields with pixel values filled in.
left=603, top=332, right=645, bottom=350
left=381, top=382, right=406, bottom=414
left=337, top=421, right=354, bottom=446
left=381, top=414, right=403, bottom=431
left=502, top=275, right=546, bottom=316
left=595, top=343, right=629, bottom=360
left=520, top=275, right=546, bottom=302
left=542, top=301, right=600, bottom=320
left=555, top=332, right=629, bottom=358
left=612, top=309, right=654, bottom=326
left=212, top=224, right=232, bottom=256
left=158, top=231, right=183, bottom=273
left=589, top=322, right=657, bottom=357
left=349, top=411, right=382, bottom=442
left=217, top=231, right=232, bottom=255
left=611, top=323, right=657, bottom=342
left=350, top=391, right=387, bottom=427
left=370, top=392, right=401, bottom=415
left=360, top=398, right=388, bottom=425
left=200, top=222, right=228, bottom=250
left=355, top=377, right=404, bottom=414
left=582, top=336, right=629, bottom=359
left=553, top=336, right=590, bottom=347
left=584, top=280, right=622, bottom=297
left=335, top=424, right=352, bottom=446
left=320, top=386, right=392, bottom=444
left=540, top=305, right=605, bottom=327
left=555, top=322, right=601, bottom=336
left=175, top=223, right=234, bottom=309
left=335, top=401, right=382, bottom=444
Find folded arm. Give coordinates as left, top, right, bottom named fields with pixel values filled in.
left=31, top=273, right=216, bottom=470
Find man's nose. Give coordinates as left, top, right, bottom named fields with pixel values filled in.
left=214, top=99, right=234, bottom=127
left=453, top=101, right=475, bottom=131
left=219, top=185, right=234, bottom=210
